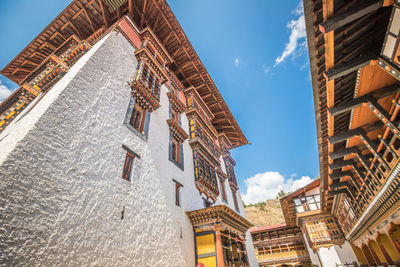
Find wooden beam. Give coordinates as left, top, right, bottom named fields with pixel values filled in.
left=319, top=1, right=384, bottom=34
left=330, top=171, right=353, bottom=180
left=82, top=4, right=96, bottom=33
left=98, top=0, right=109, bottom=27
left=153, top=10, right=161, bottom=30
left=330, top=181, right=352, bottom=190
left=328, top=128, right=362, bottom=144
left=329, top=84, right=400, bottom=116
left=141, top=0, right=148, bottom=29
left=324, top=55, right=372, bottom=81
left=329, top=159, right=356, bottom=170
left=163, top=31, right=173, bottom=45
left=72, top=9, right=84, bottom=20
left=329, top=96, right=366, bottom=116
left=330, top=146, right=360, bottom=160
left=129, top=0, right=134, bottom=19
left=183, top=72, right=199, bottom=82
left=176, top=60, right=192, bottom=73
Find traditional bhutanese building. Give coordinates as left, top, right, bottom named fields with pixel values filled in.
left=0, top=1, right=257, bottom=266
left=280, top=179, right=359, bottom=266
left=251, top=223, right=312, bottom=267
left=304, top=0, right=400, bottom=265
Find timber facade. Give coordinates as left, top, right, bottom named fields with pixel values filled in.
left=305, top=0, right=400, bottom=265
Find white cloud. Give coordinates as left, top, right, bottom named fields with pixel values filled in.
left=241, top=171, right=313, bottom=204
left=0, top=81, right=13, bottom=102
left=275, top=1, right=306, bottom=66
left=234, top=58, right=239, bottom=68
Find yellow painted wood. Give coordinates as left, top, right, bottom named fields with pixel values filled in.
left=16, top=102, right=24, bottom=110
left=198, top=256, right=216, bottom=267
left=379, top=234, right=400, bottom=261
left=196, top=234, right=215, bottom=255
left=351, top=244, right=368, bottom=265
left=6, top=111, right=15, bottom=119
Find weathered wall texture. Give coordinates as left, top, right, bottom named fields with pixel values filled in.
left=0, top=32, right=188, bottom=266
left=0, top=31, right=257, bottom=266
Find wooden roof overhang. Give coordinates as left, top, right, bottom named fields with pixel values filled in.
left=0, top=0, right=247, bottom=149
left=280, top=179, right=320, bottom=226
left=304, top=0, right=397, bottom=213
left=186, top=205, right=253, bottom=235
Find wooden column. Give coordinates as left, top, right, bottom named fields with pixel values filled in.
left=376, top=236, right=394, bottom=265
left=361, top=244, right=376, bottom=266
left=367, top=241, right=383, bottom=266
left=215, top=230, right=225, bottom=267
left=387, top=232, right=400, bottom=255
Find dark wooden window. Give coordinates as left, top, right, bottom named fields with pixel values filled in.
left=172, top=139, right=181, bottom=164
left=122, top=152, right=135, bottom=181
left=232, top=190, right=239, bottom=212
left=220, top=179, right=227, bottom=202
left=174, top=180, right=183, bottom=207
left=171, top=109, right=179, bottom=123
left=129, top=103, right=146, bottom=133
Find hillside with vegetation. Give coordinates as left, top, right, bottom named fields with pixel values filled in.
left=244, top=199, right=285, bottom=229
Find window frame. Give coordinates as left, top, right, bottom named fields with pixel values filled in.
left=173, top=179, right=183, bottom=207
left=124, top=96, right=151, bottom=140
left=121, top=145, right=140, bottom=182
left=293, top=194, right=321, bottom=213
left=129, top=103, right=146, bottom=133
left=122, top=152, right=134, bottom=181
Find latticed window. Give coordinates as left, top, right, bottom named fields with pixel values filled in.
left=171, top=139, right=181, bottom=164
left=122, top=152, right=135, bottom=181
left=293, top=194, right=320, bottom=213
left=129, top=103, right=146, bottom=133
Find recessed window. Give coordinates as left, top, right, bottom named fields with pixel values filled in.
left=129, top=103, right=146, bottom=133
left=122, top=152, right=135, bottom=181
left=293, top=194, right=320, bottom=213
left=173, top=179, right=183, bottom=207
left=219, top=178, right=227, bottom=203
left=232, top=190, right=239, bottom=212
left=169, top=135, right=184, bottom=171
left=171, top=109, right=179, bottom=123
left=172, top=139, right=181, bottom=164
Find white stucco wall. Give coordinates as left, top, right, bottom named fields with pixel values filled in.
left=333, top=241, right=359, bottom=265
left=303, top=233, right=322, bottom=266
left=0, top=31, right=256, bottom=266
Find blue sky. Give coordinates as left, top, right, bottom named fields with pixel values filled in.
left=0, top=0, right=319, bottom=203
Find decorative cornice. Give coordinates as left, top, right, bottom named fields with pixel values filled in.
left=167, top=119, right=188, bottom=142
left=167, top=91, right=186, bottom=113
left=130, top=80, right=160, bottom=111
left=186, top=205, right=253, bottom=234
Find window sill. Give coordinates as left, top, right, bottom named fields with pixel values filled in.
left=124, top=122, right=148, bottom=141
left=169, top=158, right=184, bottom=171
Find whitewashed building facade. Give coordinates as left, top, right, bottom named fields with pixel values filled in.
left=0, top=1, right=256, bottom=266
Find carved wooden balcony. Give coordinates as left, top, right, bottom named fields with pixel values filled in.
left=193, top=150, right=220, bottom=202
left=130, top=62, right=162, bottom=111
left=167, top=91, right=186, bottom=113
left=167, top=119, right=189, bottom=142
left=189, top=125, right=221, bottom=166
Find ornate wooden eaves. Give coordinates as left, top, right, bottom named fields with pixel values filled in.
left=134, top=47, right=169, bottom=83
left=186, top=205, right=253, bottom=234
left=189, top=137, right=220, bottom=166
left=167, top=91, right=186, bottom=113
left=130, top=79, right=160, bottom=111
left=167, top=119, right=188, bottom=142
left=0, top=0, right=248, bottom=148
